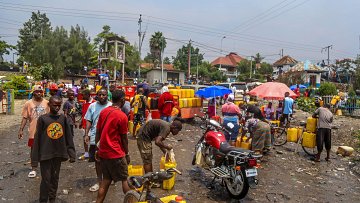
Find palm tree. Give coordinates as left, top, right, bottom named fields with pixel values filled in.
left=253, top=53, right=264, bottom=69
left=149, top=31, right=166, bottom=67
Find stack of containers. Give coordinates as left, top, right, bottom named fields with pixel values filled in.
left=169, top=89, right=201, bottom=108
left=302, top=117, right=317, bottom=148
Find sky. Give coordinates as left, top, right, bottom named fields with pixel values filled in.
left=1, top=0, right=360, bottom=65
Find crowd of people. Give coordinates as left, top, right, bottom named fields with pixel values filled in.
left=16, top=80, right=337, bottom=202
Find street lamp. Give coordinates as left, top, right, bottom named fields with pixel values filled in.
left=220, top=36, right=226, bottom=55
left=219, top=36, right=226, bottom=72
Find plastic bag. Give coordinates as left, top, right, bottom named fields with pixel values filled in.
left=146, top=113, right=152, bottom=122
left=168, top=149, right=176, bottom=163
left=195, top=146, right=202, bottom=165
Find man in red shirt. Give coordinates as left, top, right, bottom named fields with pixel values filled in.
left=158, top=86, right=174, bottom=122
left=95, top=89, right=130, bottom=203
left=79, top=89, right=94, bottom=160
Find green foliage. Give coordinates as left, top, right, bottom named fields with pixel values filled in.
left=27, top=63, right=54, bottom=81
left=348, top=86, right=356, bottom=97
left=0, top=37, right=15, bottom=60
left=237, top=59, right=272, bottom=82
left=2, top=76, right=30, bottom=96
left=163, top=57, right=171, bottom=64
left=296, top=97, right=316, bottom=113
left=318, top=82, right=337, bottom=96
left=172, top=45, right=204, bottom=71
left=149, top=32, right=166, bottom=67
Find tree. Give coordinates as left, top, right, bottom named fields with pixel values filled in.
left=0, top=38, right=15, bottom=62
left=172, top=44, right=204, bottom=71
left=163, top=56, right=171, bottom=64
left=17, top=11, right=52, bottom=66
left=65, top=25, right=95, bottom=74
left=318, top=82, right=337, bottom=96
left=149, top=32, right=166, bottom=67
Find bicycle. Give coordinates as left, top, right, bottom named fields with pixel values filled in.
left=271, top=121, right=318, bottom=156
left=124, top=168, right=185, bottom=203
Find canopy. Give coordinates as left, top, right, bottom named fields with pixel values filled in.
left=290, top=84, right=306, bottom=90
left=248, top=82, right=297, bottom=100
left=195, top=85, right=232, bottom=98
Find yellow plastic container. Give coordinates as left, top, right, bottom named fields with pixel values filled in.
left=158, top=195, right=186, bottom=203
left=302, top=132, right=316, bottom=148
left=296, top=127, right=303, bottom=140
left=95, top=85, right=102, bottom=93
left=239, top=137, right=252, bottom=150
left=235, top=136, right=242, bottom=148
left=196, top=98, right=202, bottom=107
left=182, top=98, right=188, bottom=108
left=270, top=120, right=280, bottom=127
left=147, top=97, right=151, bottom=108
left=160, top=156, right=166, bottom=171
left=287, top=128, right=298, bottom=142
left=189, top=89, right=194, bottom=98
left=163, top=161, right=177, bottom=190
left=306, top=117, right=317, bottom=133
left=128, top=121, right=134, bottom=136
left=128, top=165, right=144, bottom=191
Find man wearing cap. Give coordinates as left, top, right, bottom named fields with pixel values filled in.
left=18, top=85, right=50, bottom=178
left=221, top=94, right=241, bottom=145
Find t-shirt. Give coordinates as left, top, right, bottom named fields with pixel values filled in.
left=158, top=92, right=174, bottom=117
left=21, top=99, right=49, bottom=139
left=132, top=94, right=146, bottom=114
left=264, top=106, right=274, bottom=118
left=138, top=119, right=170, bottom=141
left=81, top=98, right=95, bottom=129
left=283, top=97, right=294, bottom=115
left=97, top=106, right=128, bottom=159
left=221, top=102, right=241, bottom=117
left=31, top=113, right=75, bottom=167
left=121, top=101, right=131, bottom=116
left=314, top=107, right=333, bottom=129
left=84, top=101, right=112, bottom=145
left=63, top=100, right=76, bottom=125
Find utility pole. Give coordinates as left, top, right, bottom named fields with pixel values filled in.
left=321, top=45, right=333, bottom=65
left=250, top=56, right=253, bottom=79
left=280, top=49, right=284, bottom=58
left=188, top=39, right=191, bottom=81
left=138, top=14, right=144, bottom=80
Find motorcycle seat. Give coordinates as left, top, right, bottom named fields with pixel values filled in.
left=219, top=142, right=252, bottom=155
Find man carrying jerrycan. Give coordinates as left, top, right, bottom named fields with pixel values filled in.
left=136, top=119, right=183, bottom=175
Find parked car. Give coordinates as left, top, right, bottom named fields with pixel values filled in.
left=217, top=82, right=248, bottom=95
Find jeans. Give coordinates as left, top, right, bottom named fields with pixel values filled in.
left=160, top=115, right=171, bottom=122
left=39, top=158, right=62, bottom=203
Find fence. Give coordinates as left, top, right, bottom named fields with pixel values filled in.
left=321, top=95, right=360, bottom=116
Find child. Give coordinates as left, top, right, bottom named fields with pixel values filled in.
left=31, top=96, right=75, bottom=203
left=78, top=89, right=95, bottom=160
left=63, top=89, right=77, bottom=135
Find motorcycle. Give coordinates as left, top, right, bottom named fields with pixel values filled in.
left=192, top=115, right=261, bottom=199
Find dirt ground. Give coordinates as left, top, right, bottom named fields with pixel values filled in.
left=0, top=99, right=360, bottom=203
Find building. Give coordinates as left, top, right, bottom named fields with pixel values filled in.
left=272, top=55, right=298, bottom=79
left=289, top=60, right=324, bottom=88
left=141, top=63, right=185, bottom=85
left=211, top=52, right=243, bottom=82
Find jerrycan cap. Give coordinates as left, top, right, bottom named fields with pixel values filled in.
left=175, top=195, right=184, bottom=201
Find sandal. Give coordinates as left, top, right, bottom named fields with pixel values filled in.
left=89, top=183, right=99, bottom=192
left=310, top=157, right=320, bottom=162
left=28, top=170, right=37, bottom=178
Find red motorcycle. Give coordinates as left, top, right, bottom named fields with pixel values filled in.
left=192, top=116, right=261, bottom=199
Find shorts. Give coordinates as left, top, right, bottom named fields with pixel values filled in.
left=28, top=138, right=34, bottom=147
left=222, top=118, right=239, bottom=141
left=316, top=128, right=331, bottom=152
left=280, top=114, right=290, bottom=124
left=136, top=136, right=153, bottom=165
left=88, top=145, right=97, bottom=162
left=101, top=157, right=128, bottom=182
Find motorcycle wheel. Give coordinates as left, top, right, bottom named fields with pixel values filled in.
left=123, top=190, right=140, bottom=203
left=273, top=127, right=287, bottom=146
left=224, top=169, right=249, bottom=199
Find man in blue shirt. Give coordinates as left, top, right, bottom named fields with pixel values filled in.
left=280, top=92, right=294, bottom=126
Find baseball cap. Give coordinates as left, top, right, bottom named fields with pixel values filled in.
left=33, top=85, right=43, bottom=92
left=227, top=94, right=235, bottom=101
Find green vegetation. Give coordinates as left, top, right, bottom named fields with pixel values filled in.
left=318, top=82, right=337, bottom=96
left=296, top=97, right=316, bottom=113
left=1, top=76, right=30, bottom=96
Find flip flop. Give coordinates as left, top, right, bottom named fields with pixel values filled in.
left=28, top=170, right=36, bottom=178
left=310, top=157, right=320, bottom=162
left=89, top=183, right=99, bottom=192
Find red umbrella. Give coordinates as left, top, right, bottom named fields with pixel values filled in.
left=248, top=82, right=297, bottom=100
